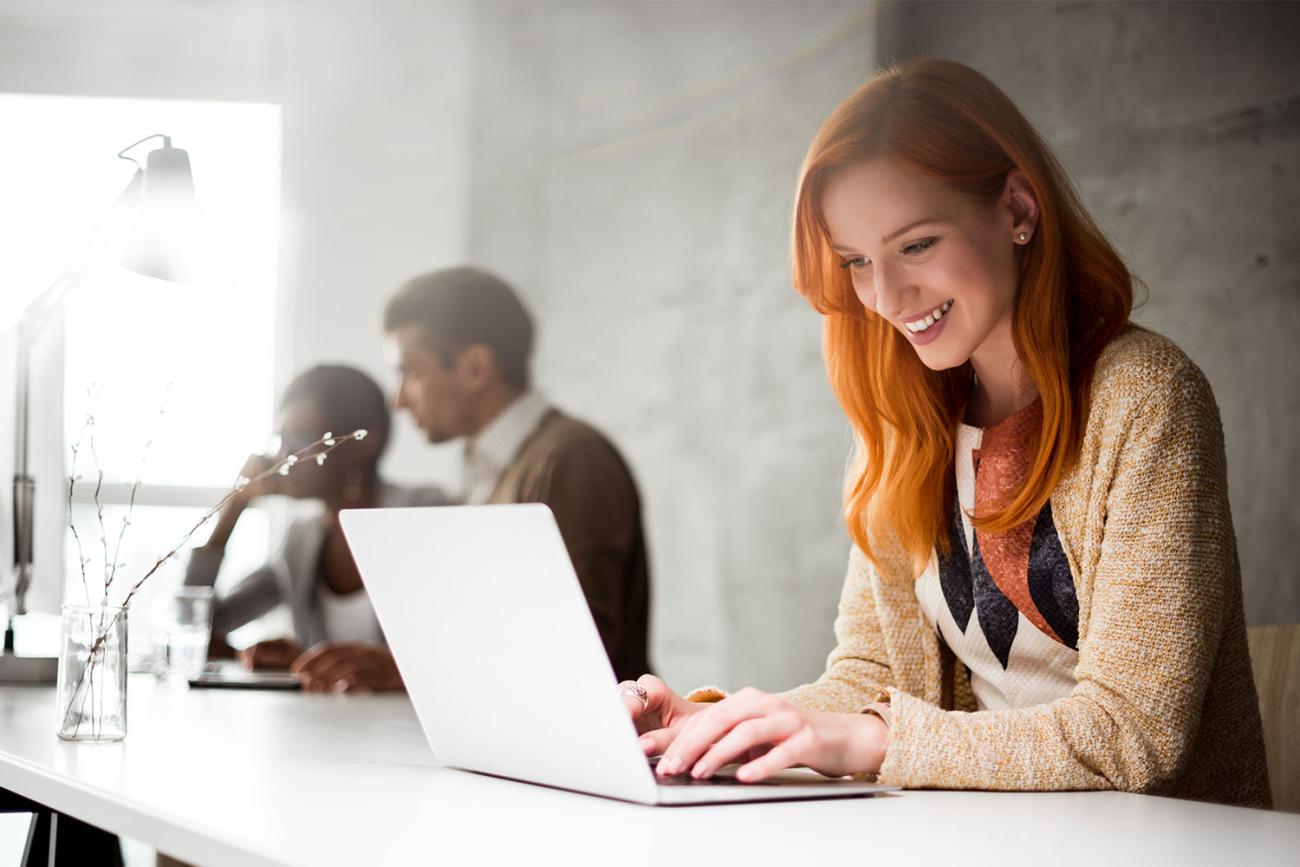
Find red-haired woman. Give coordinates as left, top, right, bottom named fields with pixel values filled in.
left=622, top=58, right=1270, bottom=807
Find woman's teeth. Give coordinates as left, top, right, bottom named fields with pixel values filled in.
left=905, top=300, right=953, bottom=333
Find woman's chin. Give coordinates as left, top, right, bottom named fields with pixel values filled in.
left=913, top=341, right=971, bottom=372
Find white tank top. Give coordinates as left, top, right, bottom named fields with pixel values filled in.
left=317, top=584, right=384, bottom=645
left=914, top=402, right=1080, bottom=711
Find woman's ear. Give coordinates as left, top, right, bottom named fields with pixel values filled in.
left=349, top=431, right=383, bottom=468
left=1003, top=168, right=1039, bottom=243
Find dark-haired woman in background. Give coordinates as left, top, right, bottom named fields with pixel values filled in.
left=184, top=364, right=450, bottom=692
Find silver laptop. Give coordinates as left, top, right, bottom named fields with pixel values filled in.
left=339, top=504, right=895, bottom=805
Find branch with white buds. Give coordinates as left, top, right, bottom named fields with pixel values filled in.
left=118, top=428, right=369, bottom=610
left=66, top=428, right=368, bottom=648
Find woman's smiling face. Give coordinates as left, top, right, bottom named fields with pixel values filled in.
left=820, top=157, right=1031, bottom=372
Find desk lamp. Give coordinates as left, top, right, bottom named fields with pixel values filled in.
left=2, top=134, right=202, bottom=683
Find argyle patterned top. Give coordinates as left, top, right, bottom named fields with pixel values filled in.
left=915, top=400, right=1080, bottom=710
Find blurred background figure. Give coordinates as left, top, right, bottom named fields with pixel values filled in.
left=184, top=364, right=450, bottom=691
left=385, top=267, right=652, bottom=681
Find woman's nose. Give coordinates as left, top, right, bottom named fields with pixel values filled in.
left=873, top=260, right=911, bottom=321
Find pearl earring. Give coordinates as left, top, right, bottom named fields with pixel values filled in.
left=1017, top=232, right=1028, bottom=243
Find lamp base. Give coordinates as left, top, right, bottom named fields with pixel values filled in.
left=0, top=652, right=58, bottom=684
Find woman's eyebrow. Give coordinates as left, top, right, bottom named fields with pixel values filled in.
left=831, top=218, right=946, bottom=255
left=881, top=217, right=943, bottom=244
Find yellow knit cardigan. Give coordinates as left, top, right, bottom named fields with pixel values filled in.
left=780, top=327, right=1271, bottom=807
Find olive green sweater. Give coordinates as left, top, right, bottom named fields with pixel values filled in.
left=781, top=327, right=1270, bottom=807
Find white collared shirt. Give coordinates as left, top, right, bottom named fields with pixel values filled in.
left=462, top=391, right=551, bottom=505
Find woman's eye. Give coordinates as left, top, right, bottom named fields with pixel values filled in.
left=903, top=237, right=938, bottom=255
left=839, top=256, right=870, bottom=270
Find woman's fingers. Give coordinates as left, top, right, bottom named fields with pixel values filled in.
left=620, top=692, right=645, bottom=717
left=241, top=639, right=298, bottom=670
left=637, top=726, right=680, bottom=756
left=619, top=688, right=660, bottom=730
left=689, top=714, right=802, bottom=779
left=656, top=688, right=773, bottom=776
left=736, top=734, right=814, bottom=782
left=303, top=660, right=358, bottom=691
left=294, top=645, right=363, bottom=690
left=619, top=674, right=682, bottom=725
left=635, top=674, right=678, bottom=716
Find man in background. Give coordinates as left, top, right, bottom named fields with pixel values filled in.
left=384, top=267, right=651, bottom=681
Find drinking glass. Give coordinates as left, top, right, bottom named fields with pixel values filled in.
left=152, top=586, right=213, bottom=681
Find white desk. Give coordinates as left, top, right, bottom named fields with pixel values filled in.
left=1, top=675, right=1297, bottom=866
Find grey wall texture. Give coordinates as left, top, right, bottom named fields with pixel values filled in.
left=466, top=2, right=879, bottom=690
left=465, top=0, right=1300, bottom=691
left=877, top=0, right=1300, bottom=628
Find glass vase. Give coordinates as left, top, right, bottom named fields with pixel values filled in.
left=56, top=605, right=128, bottom=742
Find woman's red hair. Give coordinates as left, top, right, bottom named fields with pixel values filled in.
left=791, top=59, right=1132, bottom=574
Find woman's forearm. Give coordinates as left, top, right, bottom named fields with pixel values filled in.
left=202, top=495, right=249, bottom=551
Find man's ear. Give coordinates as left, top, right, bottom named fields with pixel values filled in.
left=454, top=344, right=497, bottom=392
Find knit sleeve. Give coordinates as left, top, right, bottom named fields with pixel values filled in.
left=878, top=361, right=1230, bottom=793
left=780, top=544, right=897, bottom=713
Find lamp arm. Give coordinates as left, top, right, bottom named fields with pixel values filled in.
left=9, top=169, right=143, bottom=619
left=18, top=170, right=143, bottom=340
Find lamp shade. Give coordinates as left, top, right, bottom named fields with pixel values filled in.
left=120, top=142, right=204, bottom=283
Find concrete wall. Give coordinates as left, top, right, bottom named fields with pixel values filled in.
left=877, top=0, right=1300, bottom=626
left=465, top=2, right=879, bottom=689
left=465, top=0, right=1300, bottom=693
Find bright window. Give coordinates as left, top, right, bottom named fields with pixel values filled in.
left=1, top=93, right=282, bottom=654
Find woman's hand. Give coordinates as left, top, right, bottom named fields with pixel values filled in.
left=205, top=455, right=283, bottom=553
left=238, top=638, right=304, bottom=670
left=654, top=687, right=889, bottom=782
left=619, top=675, right=708, bottom=756
left=290, top=642, right=404, bottom=692
left=232, top=453, right=283, bottom=503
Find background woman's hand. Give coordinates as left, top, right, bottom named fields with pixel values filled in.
left=619, top=674, right=707, bottom=756
left=238, top=638, right=303, bottom=670
left=290, top=642, right=404, bottom=692
left=233, top=453, right=283, bottom=502
left=654, top=687, right=888, bottom=782
left=204, top=454, right=284, bottom=554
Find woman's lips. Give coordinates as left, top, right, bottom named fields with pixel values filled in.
left=903, top=302, right=951, bottom=346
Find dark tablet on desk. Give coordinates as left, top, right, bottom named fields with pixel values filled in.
left=189, top=664, right=302, bottom=691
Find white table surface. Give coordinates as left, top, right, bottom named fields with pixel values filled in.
left=1, top=675, right=1297, bottom=867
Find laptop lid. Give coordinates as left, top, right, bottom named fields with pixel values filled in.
left=339, top=504, right=659, bottom=804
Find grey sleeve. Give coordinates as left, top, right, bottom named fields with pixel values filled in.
left=183, top=545, right=225, bottom=588
left=184, top=546, right=283, bottom=638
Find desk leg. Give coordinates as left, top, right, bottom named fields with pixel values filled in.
left=0, top=786, right=123, bottom=867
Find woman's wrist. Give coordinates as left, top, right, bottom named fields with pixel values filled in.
left=205, top=496, right=248, bottom=550
left=845, top=710, right=890, bottom=775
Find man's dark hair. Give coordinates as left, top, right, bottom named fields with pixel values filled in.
left=281, top=365, right=391, bottom=466
left=383, top=266, right=535, bottom=390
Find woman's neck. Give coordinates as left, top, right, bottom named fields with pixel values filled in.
left=966, top=317, right=1038, bottom=428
